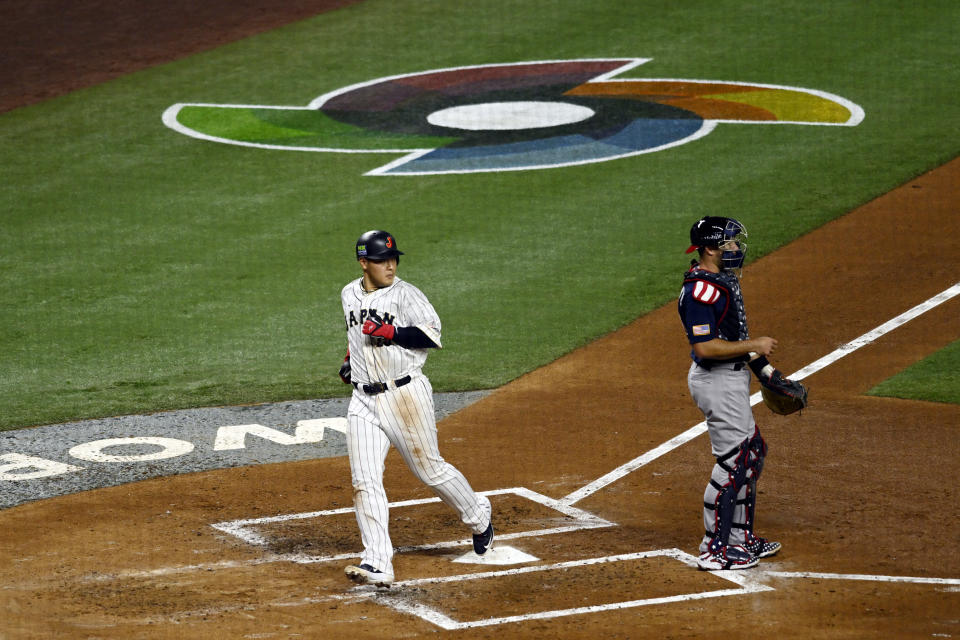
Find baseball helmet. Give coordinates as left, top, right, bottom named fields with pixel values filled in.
left=356, top=230, right=404, bottom=262
left=685, top=216, right=748, bottom=271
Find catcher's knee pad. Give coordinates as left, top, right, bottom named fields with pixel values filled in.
left=704, top=441, right=750, bottom=546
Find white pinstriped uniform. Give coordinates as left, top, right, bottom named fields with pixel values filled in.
left=341, top=276, right=491, bottom=575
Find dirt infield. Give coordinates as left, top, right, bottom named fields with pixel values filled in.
left=2, top=2, right=959, bottom=638
left=2, top=161, right=957, bottom=638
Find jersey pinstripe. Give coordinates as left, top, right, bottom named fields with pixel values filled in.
left=342, top=277, right=442, bottom=384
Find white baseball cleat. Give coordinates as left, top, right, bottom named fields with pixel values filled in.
left=697, top=543, right=759, bottom=570
left=345, top=563, right=394, bottom=588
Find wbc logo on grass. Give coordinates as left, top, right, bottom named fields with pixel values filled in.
left=162, top=58, right=864, bottom=176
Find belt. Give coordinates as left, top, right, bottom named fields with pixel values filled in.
left=352, top=375, right=412, bottom=395
left=697, top=360, right=746, bottom=371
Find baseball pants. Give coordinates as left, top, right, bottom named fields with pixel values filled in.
left=347, top=374, right=491, bottom=574
left=688, top=361, right=756, bottom=550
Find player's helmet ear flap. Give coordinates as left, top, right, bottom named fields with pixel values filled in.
left=356, top=230, right=404, bottom=263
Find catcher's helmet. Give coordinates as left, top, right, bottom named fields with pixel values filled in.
left=685, top=216, right=747, bottom=271
left=356, top=230, right=404, bottom=262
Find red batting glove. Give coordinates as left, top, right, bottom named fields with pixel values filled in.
left=338, top=352, right=351, bottom=384
left=362, top=318, right=396, bottom=341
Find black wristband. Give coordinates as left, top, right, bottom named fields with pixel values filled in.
left=748, top=355, right=771, bottom=378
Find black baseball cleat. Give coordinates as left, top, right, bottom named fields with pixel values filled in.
left=473, top=522, right=494, bottom=555
left=345, top=563, right=394, bottom=588
left=744, top=533, right=781, bottom=558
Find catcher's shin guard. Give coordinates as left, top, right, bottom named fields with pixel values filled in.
left=742, top=428, right=768, bottom=534
left=703, top=440, right=750, bottom=549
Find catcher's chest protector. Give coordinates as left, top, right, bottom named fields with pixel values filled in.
left=681, top=268, right=749, bottom=341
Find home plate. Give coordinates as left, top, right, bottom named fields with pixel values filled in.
left=452, top=546, right=539, bottom=565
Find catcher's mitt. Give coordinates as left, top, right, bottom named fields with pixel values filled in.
left=760, top=370, right=808, bottom=415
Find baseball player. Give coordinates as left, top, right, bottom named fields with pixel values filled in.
left=338, top=230, right=493, bottom=588
left=677, top=216, right=784, bottom=570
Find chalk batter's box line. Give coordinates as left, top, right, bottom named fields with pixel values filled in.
left=370, top=549, right=773, bottom=630
left=363, top=554, right=960, bottom=630
left=210, top=487, right=615, bottom=564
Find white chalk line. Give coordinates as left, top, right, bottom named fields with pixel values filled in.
left=559, top=281, right=960, bottom=508
left=82, top=555, right=287, bottom=582
left=373, top=549, right=689, bottom=588
left=128, top=591, right=374, bottom=625
left=766, top=571, right=960, bottom=586
left=75, top=550, right=959, bottom=628
left=209, top=486, right=614, bottom=565
left=367, top=552, right=960, bottom=630
left=78, top=487, right=608, bottom=583
left=104, top=282, right=957, bottom=627
left=380, top=586, right=766, bottom=631
left=276, top=522, right=614, bottom=567
left=370, top=549, right=771, bottom=630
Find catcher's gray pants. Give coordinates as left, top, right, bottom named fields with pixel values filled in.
left=687, top=361, right=755, bottom=456
left=346, top=374, right=490, bottom=575
left=688, top=361, right=756, bottom=550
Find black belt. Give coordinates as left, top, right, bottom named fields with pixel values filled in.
left=352, top=375, right=412, bottom=395
left=697, top=359, right=747, bottom=371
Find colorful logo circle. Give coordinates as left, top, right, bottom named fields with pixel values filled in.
left=163, top=58, right=864, bottom=176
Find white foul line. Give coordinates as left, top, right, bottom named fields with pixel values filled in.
left=786, top=281, right=960, bottom=381
left=559, top=281, right=960, bottom=507
left=766, top=571, right=960, bottom=585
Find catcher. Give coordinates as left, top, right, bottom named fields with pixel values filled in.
left=678, top=216, right=808, bottom=571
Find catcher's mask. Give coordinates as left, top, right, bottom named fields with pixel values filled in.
left=685, top=216, right=748, bottom=273
left=356, top=230, right=404, bottom=263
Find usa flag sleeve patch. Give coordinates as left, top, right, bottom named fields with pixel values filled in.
left=692, top=324, right=711, bottom=336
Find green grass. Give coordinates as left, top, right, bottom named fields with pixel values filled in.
left=868, top=341, right=960, bottom=405
left=2, top=0, right=959, bottom=429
